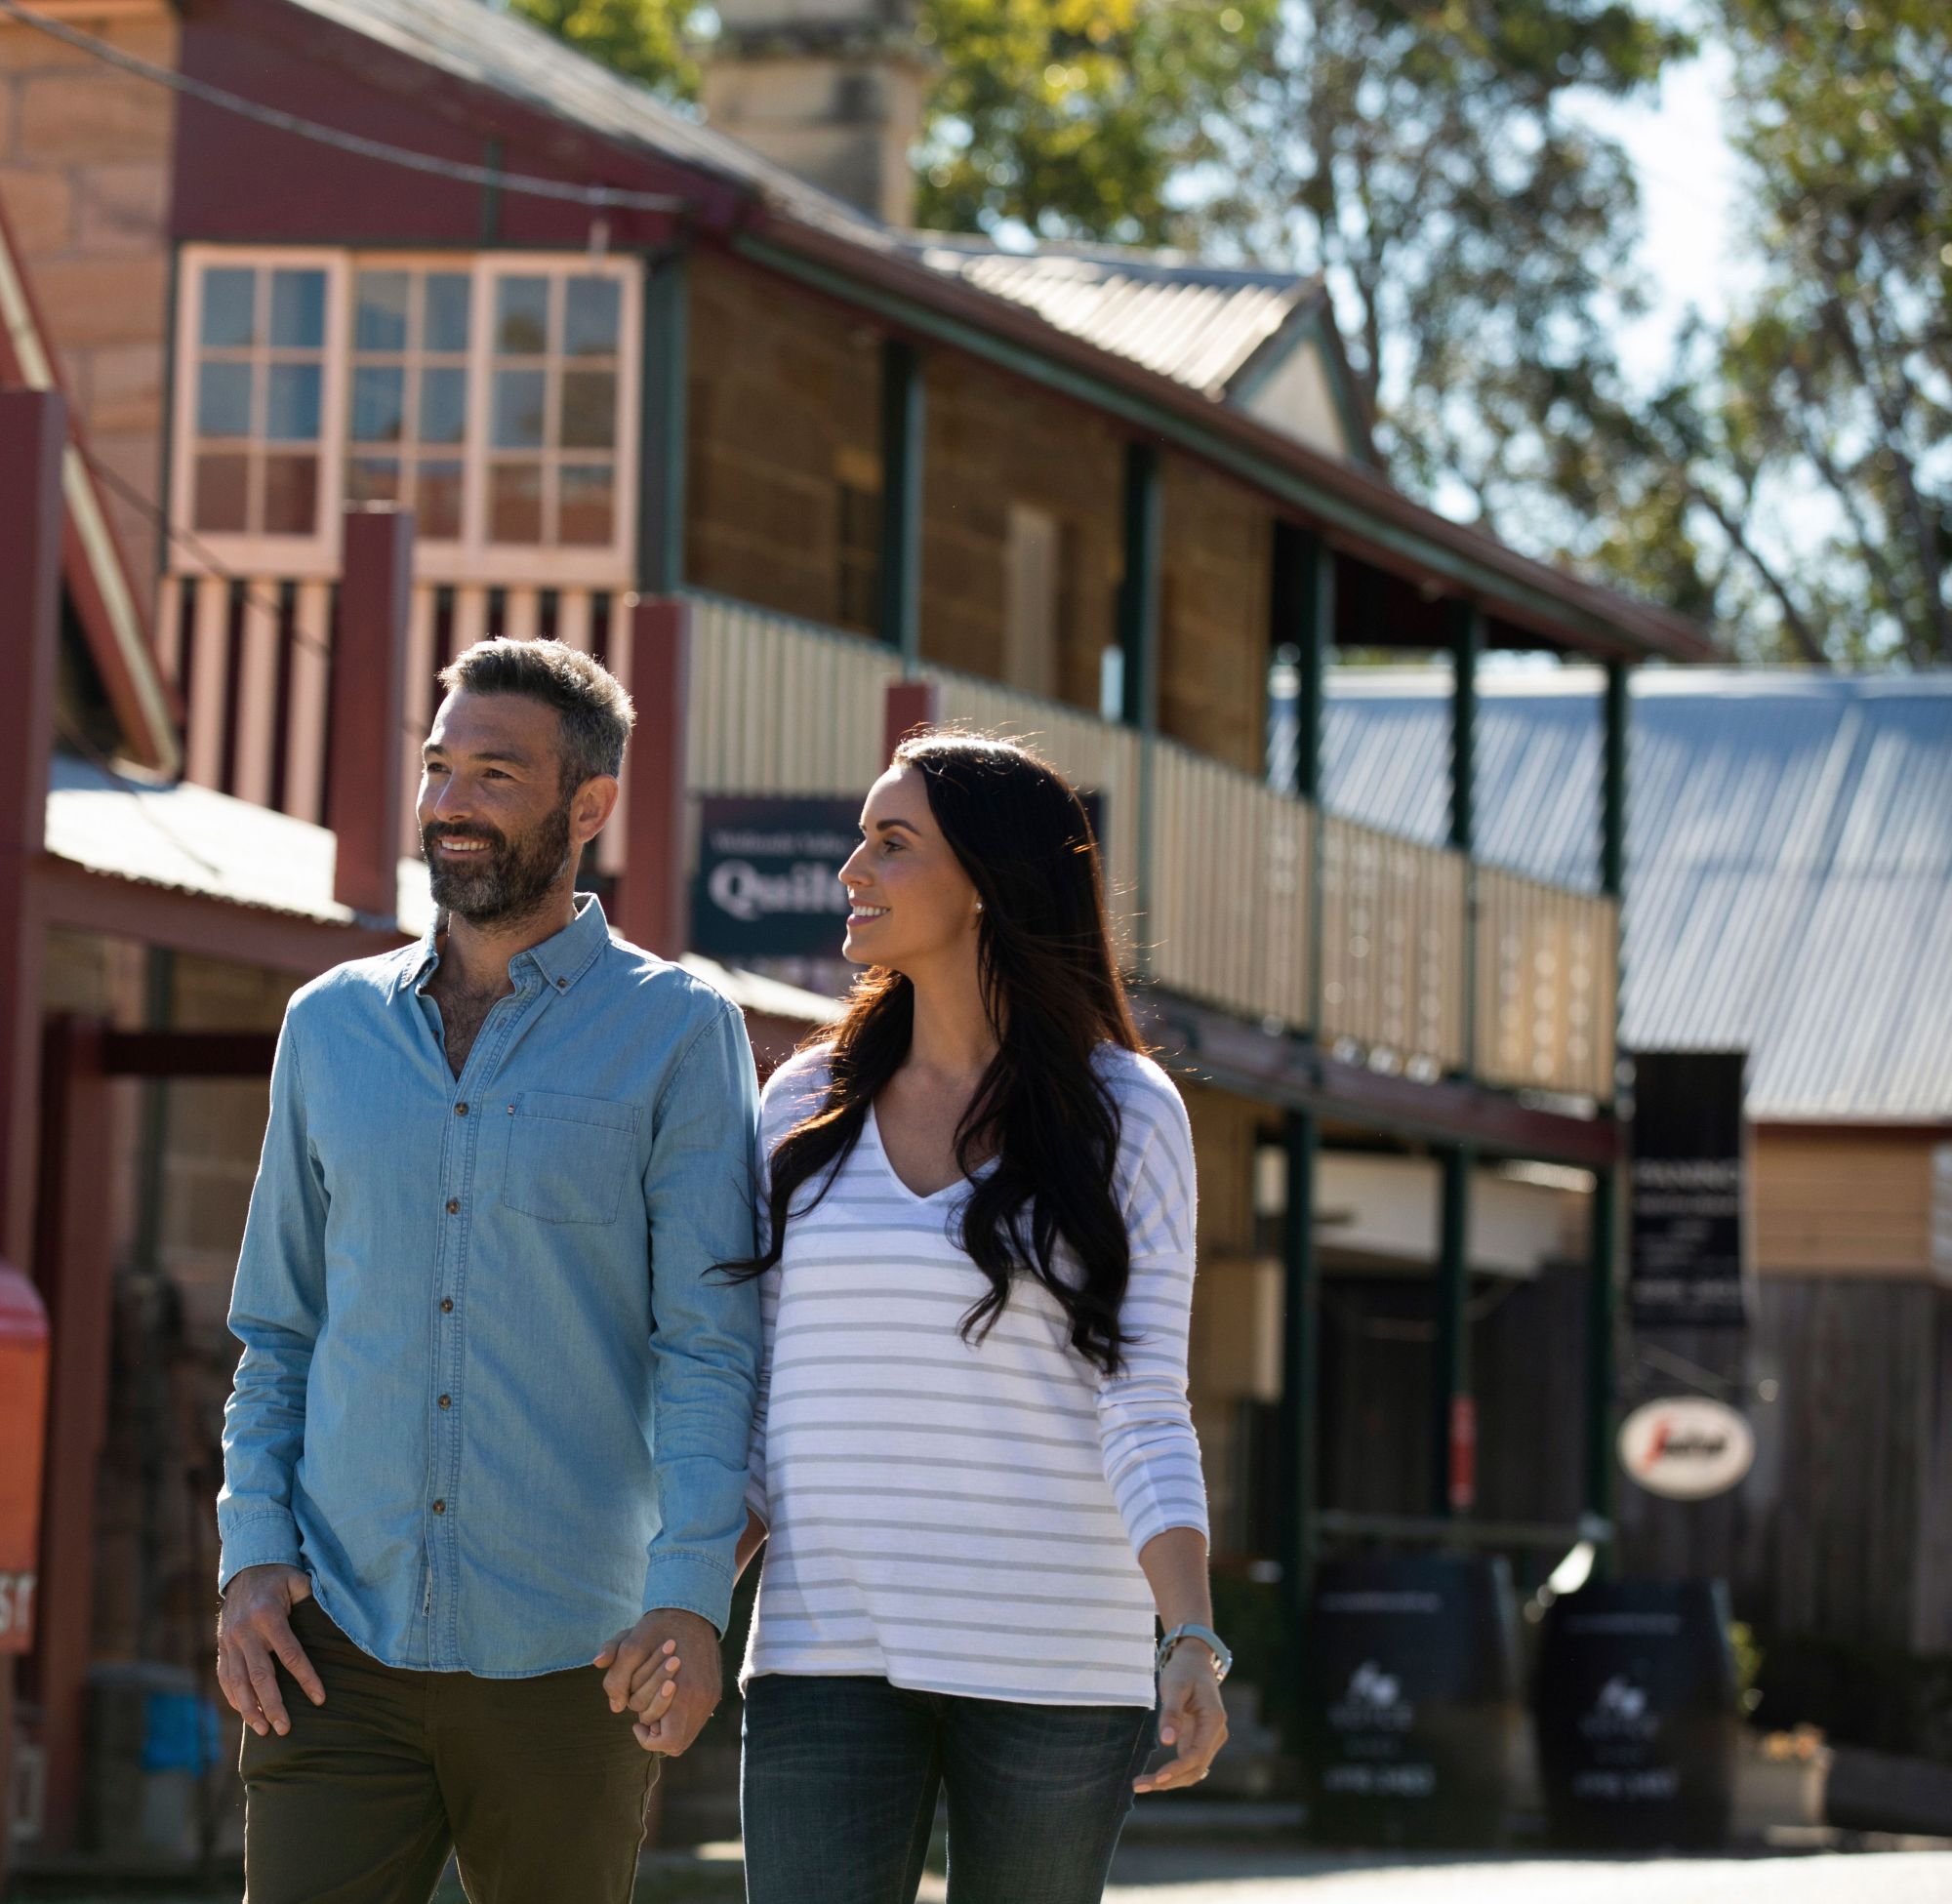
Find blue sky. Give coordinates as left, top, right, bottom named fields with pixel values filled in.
left=1571, top=20, right=1751, bottom=391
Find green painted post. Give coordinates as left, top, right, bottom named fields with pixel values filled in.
left=1602, top=660, right=1629, bottom=903
left=636, top=249, right=689, bottom=597
left=1118, top=442, right=1162, bottom=731
left=1274, top=522, right=1331, bottom=1033
left=1431, top=1144, right=1474, bottom=1520
left=1586, top=1161, right=1620, bottom=1574
left=1451, top=602, right=1482, bottom=1079
left=1118, top=441, right=1161, bottom=976
left=1590, top=659, right=1630, bottom=1574
left=877, top=340, right=925, bottom=672
left=1279, top=1108, right=1322, bottom=1621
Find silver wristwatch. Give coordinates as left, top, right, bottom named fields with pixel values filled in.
left=1155, top=1621, right=1232, bottom=1682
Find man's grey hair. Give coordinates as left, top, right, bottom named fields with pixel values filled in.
left=437, top=639, right=636, bottom=790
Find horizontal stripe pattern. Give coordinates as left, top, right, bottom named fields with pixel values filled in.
left=741, top=1042, right=1208, bottom=1707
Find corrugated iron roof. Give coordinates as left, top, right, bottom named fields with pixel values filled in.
left=1322, top=668, right=1952, bottom=1121
left=905, top=237, right=1322, bottom=399
left=44, top=753, right=843, bottom=1023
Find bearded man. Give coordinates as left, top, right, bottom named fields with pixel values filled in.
left=214, top=639, right=759, bottom=1902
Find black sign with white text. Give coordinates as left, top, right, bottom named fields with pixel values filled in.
left=1627, top=1050, right=1749, bottom=1329
left=691, top=795, right=860, bottom=959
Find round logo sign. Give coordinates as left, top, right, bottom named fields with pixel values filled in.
left=1617, top=1397, right=1755, bottom=1500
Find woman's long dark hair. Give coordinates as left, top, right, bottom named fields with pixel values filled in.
left=721, top=731, right=1149, bottom=1375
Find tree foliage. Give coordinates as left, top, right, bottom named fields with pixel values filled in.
left=508, top=0, right=700, bottom=93
left=507, top=0, right=1950, bottom=664
left=1653, top=2, right=1947, bottom=663
left=1211, top=5, right=1689, bottom=538
left=913, top=1, right=1279, bottom=244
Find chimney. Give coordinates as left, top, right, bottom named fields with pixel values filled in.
left=702, top=1, right=930, bottom=227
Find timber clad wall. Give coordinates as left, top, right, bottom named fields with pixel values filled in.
left=0, top=3, right=176, bottom=602
left=919, top=350, right=1123, bottom=705
left=685, top=253, right=882, bottom=628
left=1620, top=1282, right=1952, bottom=1656
left=1753, top=1129, right=1941, bottom=1276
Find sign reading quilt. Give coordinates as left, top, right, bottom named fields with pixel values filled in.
left=1627, top=1050, right=1749, bottom=1329
left=691, top=795, right=861, bottom=958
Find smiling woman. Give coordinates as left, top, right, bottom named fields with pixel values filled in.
left=703, top=732, right=1229, bottom=1904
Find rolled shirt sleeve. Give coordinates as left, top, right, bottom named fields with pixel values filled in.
left=218, top=1001, right=328, bottom=1592
left=639, top=998, right=764, bottom=1632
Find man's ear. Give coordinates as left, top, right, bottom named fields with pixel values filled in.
left=573, top=774, right=623, bottom=848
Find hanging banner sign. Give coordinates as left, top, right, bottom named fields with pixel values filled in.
left=691, top=790, right=1110, bottom=962
left=1617, top=1397, right=1755, bottom=1501
left=1627, top=1050, right=1750, bottom=1328
left=691, top=795, right=860, bottom=959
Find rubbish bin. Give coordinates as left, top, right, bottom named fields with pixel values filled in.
left=1534, top=1577, right=1739, bottom=1848
left=1304, top=1554, right=1521, bottom=1847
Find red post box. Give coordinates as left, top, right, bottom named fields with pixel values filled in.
left=0, top=1262, right=49, bottom=1652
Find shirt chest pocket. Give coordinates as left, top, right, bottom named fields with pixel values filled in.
left=501, top=1091, right=639, bottom=1226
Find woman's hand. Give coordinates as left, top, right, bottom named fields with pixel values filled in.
left=1134, top=1643, right=1229, bottom=1794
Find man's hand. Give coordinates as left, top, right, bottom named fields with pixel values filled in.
left=1134, top=1643, right=1229, bottom=1794
left=594, top=1607, right=720, bottom=1757
left=216, top=1563, right=325, bottom=1739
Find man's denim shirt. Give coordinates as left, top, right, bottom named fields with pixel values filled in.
left=217, top=894, right=762, bottom=1677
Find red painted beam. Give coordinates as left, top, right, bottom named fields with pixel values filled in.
left=0, top=391, right=62, bottom=1273
left=618, top=597, right=691, bottom=960
left=883, top=678, right=939, bottom=767
left=29, top=1017, right=114, bottom=1855
left=331, top=506, right=414, bottom=918
left=31, top=857, right=406, bottom=975
left=99, top=1030, right=279, bottom=1078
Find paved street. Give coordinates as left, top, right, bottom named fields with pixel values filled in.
left=1092, top=1846, right=1952, bottom=1904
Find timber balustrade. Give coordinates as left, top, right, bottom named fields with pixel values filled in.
left=153, top=572, right=1617, bottom=1100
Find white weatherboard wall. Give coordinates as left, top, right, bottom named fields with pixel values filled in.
left=1304, top=1151, right=1589, bottom=1278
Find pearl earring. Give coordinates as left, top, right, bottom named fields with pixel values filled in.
left=974, top=900, right=985, bottom=913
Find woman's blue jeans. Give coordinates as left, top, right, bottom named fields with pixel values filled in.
left=740, top=1673, right=1158, bottom=1904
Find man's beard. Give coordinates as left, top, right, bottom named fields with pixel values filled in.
left=422, top=799, right=575, bottom=926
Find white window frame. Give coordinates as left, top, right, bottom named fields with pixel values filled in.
left=171, top=244, right=351, bottom=582
left=169, top=246, right=642, bottom=588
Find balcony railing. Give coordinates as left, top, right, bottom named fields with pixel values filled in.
left=156, top=567, right=1616, bottom=1102
left=1475, top=865, right=1618, bottom=1101
left=1319, top=814, right=1468, bottom=1075
left=683, top=593, right=1618, bottom=1102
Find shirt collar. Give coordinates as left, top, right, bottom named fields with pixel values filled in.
left=398, top=892, right=611, bottom=997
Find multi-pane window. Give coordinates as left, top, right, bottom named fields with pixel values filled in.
left=346, top=267, right=471, bottom=541
left=485, top=270, right=623, bottom=548
left=171, top=249, right=638, bottom=582
left=188, top=261, right=335, bottom=539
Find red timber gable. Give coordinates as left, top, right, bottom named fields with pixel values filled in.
left=0, top=188, right=178, bottom=773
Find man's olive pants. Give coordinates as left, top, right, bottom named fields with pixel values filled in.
left=241, top=1596, right=658, bottom=1903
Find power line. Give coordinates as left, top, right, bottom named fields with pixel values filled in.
left=0, top=0, right=689, bottom=217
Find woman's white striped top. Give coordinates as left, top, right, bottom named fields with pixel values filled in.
left=740, top=1040, right=1208, bottom=1707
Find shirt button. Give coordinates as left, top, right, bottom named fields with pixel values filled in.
left=455, top=1102, right=469, bottom=1116
left=445, top=1198, right=460, bottom=1214
left=555, top=977, right=567, bottom=990
left=431, top=1499, right=446, bottom=1515
left=440, top=1298, right=454, bottom=1314
left=438, top=1395, right=452, bottom=1409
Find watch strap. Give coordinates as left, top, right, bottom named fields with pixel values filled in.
left=1156, top=1621, right=1232, bottom=1682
